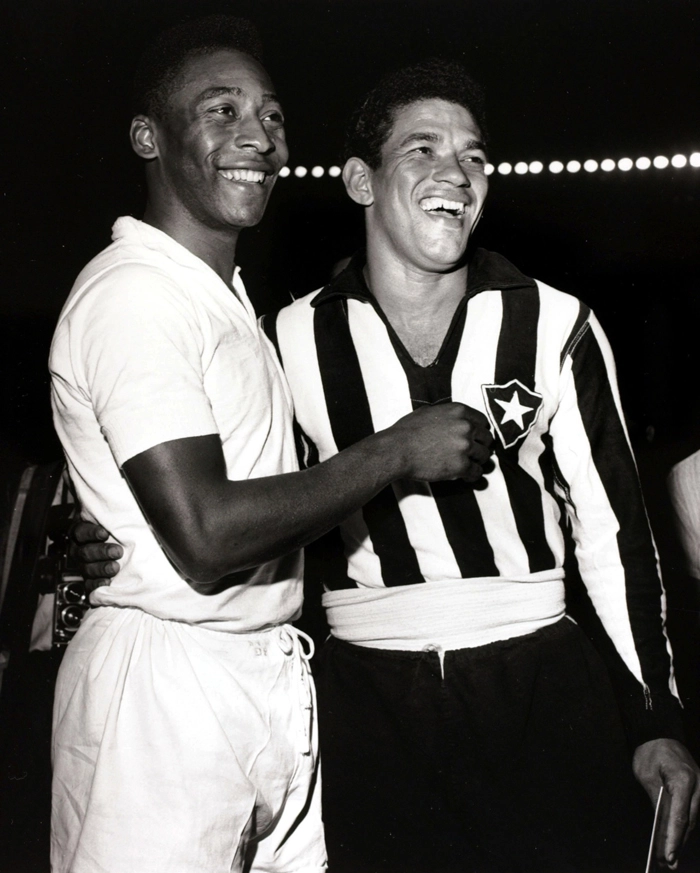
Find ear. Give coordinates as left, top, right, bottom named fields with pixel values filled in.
left=130, top=115, right=159, bottom=161
left=342, top=157, right=374, bottom=206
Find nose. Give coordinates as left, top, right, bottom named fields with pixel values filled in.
left=233, top=114, right=275, bottom=155
left=435, top=154, right=471, bottom=187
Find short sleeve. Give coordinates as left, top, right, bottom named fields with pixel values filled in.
left=74, top=263, right=218, bottom=465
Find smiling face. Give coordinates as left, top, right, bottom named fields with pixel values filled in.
left=361, top=98, right=488, bottom=274
left=138, top=48, right=288, bottom=233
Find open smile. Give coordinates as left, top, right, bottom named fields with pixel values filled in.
left=218, top=168, right=269, bottom=184
left=419, top=196, right=468, bottom=218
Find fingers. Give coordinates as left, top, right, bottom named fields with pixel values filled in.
left=78, top=541, right=123, bottom=563
left=466, top=437, right=493, bottom=466
left=73, top=521, right=110, bottom=543
left=81, top=557, right=121, bottom=580
left=664, top=790, right=689, bottom=867
left=463, top=408, right=492, bottom=433
left=664, top=768, right=700, bottom=866
left=459, top=407, right=495, bottom=451
left=462, top=465, right=485, bottom=484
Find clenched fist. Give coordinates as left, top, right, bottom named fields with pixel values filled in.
left=385, top=402, right=494, bottom=483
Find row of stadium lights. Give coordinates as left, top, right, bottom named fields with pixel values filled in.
left=278, top=152, right=700, bottom=179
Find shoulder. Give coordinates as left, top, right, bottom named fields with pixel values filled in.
left=530, top=280, right=594, bottom=348
left=267, top=286, right=325, bottom=332
left=286, top=286, right=326, bottom=312
left=61, top=249, right=192, bottom=329
left=52, top=249, right=203, bottom=370
left=530, top=279, right=588, bottom=315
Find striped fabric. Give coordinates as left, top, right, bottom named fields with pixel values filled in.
left=266, top=249, right=676, bottom=708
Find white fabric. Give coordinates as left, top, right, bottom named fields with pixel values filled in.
left=668, top=449, right=700, bottom=579
left=323, top=571, right=565, bottom=650
left=50, top=217, right=302, bottom=631
left=51, top=607, right=326, bottom=873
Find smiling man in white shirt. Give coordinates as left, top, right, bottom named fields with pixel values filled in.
left=48, top=22, right=493, bottom=873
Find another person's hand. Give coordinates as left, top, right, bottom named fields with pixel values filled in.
left=71, top=522, right=123, bottom=594
left=633, top=738, right=700, bottom=869
left=388, top=402, right=494, bottom=483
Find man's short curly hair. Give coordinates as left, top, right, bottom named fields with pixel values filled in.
left=343, top=59, right=487, bottom=170
left=132, top=15, right=264, bottom=119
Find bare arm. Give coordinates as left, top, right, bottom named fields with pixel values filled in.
left=120, top=402, right=492, bottom=592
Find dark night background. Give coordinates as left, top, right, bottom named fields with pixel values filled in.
left=1, top=0, right=700, bottom=869
left=3, top=0, right=700, bottom=462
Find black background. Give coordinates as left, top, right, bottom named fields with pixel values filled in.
left=3, top=0, right=700, bottom=464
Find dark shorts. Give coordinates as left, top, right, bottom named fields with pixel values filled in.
left=315, top=617, right=651, bottom=873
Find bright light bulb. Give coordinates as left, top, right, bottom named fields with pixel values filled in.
left=690, top=153, right=700, bottom=168
left=514, top=162, right=528, bottom=175
left=294, top=166, right=308, bottom=177
left=583, top=160, right=598, bottom=172
left=671, top=154, right=687, bottom=168
left=653, top=156, right=669, bottom=169
left=278, top=166, right=291, bottom=178
left=529, top=161, right=543, bottom=174
left=498, top=162, right=512, bottom=175
left=566, top=160, right=581, bottom=173
left=549, top=161, right=564, bottom=174
left=328, top=166, right=342, bottom=177
left=618, top=158, right=633, bottom=171
left=635, top=157, right=651, bottom=170
left=485, top=163, right=495, bottom=175
left=601, top=159, right=615, bottom=172
left=311, top=166, right=324, bottom=178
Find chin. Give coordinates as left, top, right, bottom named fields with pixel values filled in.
left=221, top=203, right=269, bottom=229
left=424, top=246, right=468, bottom=271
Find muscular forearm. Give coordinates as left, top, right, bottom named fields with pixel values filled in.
left=123, top=403, right=492, bottom=591
left=135, top=432, right=399, bottom=588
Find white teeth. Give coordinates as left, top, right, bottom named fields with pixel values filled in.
left=419, top=197, right=466, bottom=216
left=219, top=169, right=267, bottom=183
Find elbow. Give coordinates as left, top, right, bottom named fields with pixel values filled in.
left=159, top=527, right=229, bottom=592
left=168, top=535, right=259, bottom=594
left=173, top=544, right=228, bottom=592
left=153, top=514, right=273, bottom=593
left=181, top=559, right=225, bottom=593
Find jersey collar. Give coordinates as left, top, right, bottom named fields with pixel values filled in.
left=310, top=247, right=537, bottom=308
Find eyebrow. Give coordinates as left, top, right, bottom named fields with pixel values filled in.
left=194, top=86, right=281, bottom=107
left=398, top=132, right=439, bottom=148
left=398, top=132, right=487, bottom=152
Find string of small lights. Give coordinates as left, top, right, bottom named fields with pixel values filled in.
left=278, top=153, right=700, bottom=179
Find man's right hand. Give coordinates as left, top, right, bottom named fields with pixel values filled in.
left=387, top=402, right=494, bottom=483
left=72, top=522, right=122, bottom=593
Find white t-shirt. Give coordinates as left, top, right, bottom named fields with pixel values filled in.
left=50, top=217, right=303, bottom=631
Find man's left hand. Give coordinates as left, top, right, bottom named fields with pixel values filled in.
left=633, top=738, right=700, bottom=869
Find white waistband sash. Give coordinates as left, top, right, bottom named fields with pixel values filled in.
left=323, top=570, right=566, bottom=651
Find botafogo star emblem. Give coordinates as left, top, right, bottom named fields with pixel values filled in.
left=481, top=378, right=543, bottom=449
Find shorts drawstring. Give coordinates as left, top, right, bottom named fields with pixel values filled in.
left=278, top=625, right=315, bottom=755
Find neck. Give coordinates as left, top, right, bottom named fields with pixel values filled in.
left=363, top=240, right=469, bottom=366
left=142, top=200, right=239, bottom=287
left=364, top=241, right=468, bottom=326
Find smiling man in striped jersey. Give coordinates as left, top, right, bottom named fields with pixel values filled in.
left=265, top=59, right=700, bottom=873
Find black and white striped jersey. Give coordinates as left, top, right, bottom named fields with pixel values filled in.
left=265, top=249, right=680, bottom=742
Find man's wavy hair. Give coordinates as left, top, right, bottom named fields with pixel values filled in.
left=343, top=58, right=487, bottom=170
left=132, top=14, right=264, bottom=119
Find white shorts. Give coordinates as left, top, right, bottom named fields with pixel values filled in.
left=51, top=607, right=326, bottom=873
